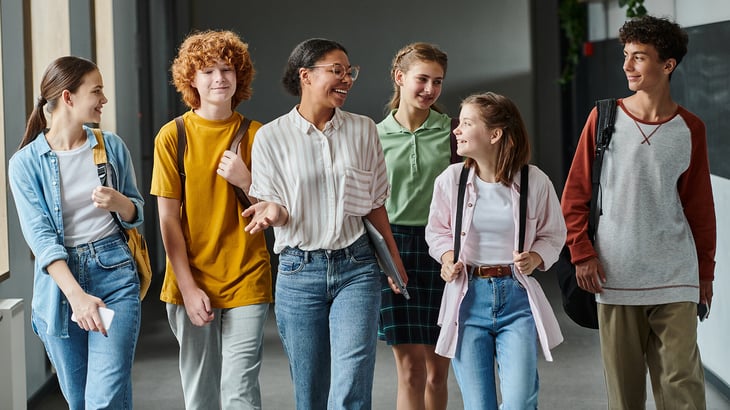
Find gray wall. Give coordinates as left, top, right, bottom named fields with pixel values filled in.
left=182, top=0, right=534, bottom=136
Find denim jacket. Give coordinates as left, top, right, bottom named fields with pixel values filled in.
left=8, top=126, right=144, bottom=337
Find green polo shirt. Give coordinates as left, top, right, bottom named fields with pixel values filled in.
left=377, top=109, right=452, bottom=226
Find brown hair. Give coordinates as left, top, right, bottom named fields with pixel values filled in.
left=20, top=56, right=98, bottom=149
left=462, top=92, right=531, bottom=185
left=387, top=42, right=448, bottom=113
left=171, top=30, right=254, bottom=110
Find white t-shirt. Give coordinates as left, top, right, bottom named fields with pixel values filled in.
left=55, top=141, right=117, bottom=246
left=464, top=177, right=515, bottom=266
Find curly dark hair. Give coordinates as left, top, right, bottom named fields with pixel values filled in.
left=619, top=15, right=688, bottom=66
left=282, top=38, right=348, bottom=96
left=171, top=30, right=254, bottom=110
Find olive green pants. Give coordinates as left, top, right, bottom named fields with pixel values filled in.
left=598, top=302, right=706, bottom=410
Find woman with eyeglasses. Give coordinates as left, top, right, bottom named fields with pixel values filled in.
left=243, top=38, right=407, bottom=410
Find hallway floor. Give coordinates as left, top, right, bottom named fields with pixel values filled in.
left=29, top=274, right=729, bottom=409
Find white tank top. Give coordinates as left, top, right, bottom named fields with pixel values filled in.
left=55, top=141, right=118, bottom=246
left=463, top=177, right=514, bottom=266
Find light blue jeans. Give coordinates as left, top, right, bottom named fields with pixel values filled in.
left=275, top=234, right=381, bottom=410
left=452, top=271, right=538, bottom=410
left=33, top=233, right=141, bottom=410
left=167, top=302, right=270, bottom=410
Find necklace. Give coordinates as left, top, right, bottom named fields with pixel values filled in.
left=633, top=119, right=662, bottom=145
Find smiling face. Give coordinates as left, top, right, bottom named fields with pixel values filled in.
left=623, top=42, right=674, bottom=93
left=395, top=60, right=444, bottom=111
left=191, top=59, right=237, bottom=108
left=454, top=103, right=498, bottom=160
left=70, top=69, right=107, bottom=124
left=301, top=49, right=353, bottom=109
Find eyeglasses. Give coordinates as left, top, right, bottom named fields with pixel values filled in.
left=308, top=63, right=360, bottom=81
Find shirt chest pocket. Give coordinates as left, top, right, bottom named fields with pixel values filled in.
left=343, top=167, right=373, bottom=217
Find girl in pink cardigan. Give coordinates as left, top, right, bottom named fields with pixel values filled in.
left=425, top=92, right=565, bottom=409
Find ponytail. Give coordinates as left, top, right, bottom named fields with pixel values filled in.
left=19, top=97, right=49, bottom=150
left=18, top=56, right=99, bottom=150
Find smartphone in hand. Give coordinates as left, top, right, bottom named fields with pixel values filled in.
left=71, top=306, right=115, bottom=330
left=697, top=302, right=710, bottom=322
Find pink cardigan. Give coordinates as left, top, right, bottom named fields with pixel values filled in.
left=425, top=164, right=566, bottom=361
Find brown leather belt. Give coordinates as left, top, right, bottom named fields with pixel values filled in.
left=469, top=265, right=512, bottom=278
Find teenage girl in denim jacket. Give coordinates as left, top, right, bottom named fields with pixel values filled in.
left=8, top=56, right=143, bottom=410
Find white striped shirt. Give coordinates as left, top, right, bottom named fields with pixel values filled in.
left=250, top=106, right=390, bottom=253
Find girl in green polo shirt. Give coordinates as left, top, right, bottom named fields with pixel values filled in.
left=376, top=42, right=456, bottom=410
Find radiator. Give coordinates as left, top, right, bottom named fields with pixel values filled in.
left=0, top=298, right=26, bottom=410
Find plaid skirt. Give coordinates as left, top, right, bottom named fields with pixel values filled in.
left=378, top=225, right=445, bottom=345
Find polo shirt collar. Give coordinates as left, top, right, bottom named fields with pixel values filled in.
left=380, top=109, right=444, bottom=134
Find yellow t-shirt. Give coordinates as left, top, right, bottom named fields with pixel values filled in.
left=150, top=110, right=272, bottom=308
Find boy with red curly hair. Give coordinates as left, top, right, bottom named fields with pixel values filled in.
left=151, top=30, right=272, bottom=409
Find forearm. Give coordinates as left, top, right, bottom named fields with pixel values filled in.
left=116, top=197, right=138, bottom=223
left=365, top=206, right=398, bottom=257
left=46, top=260, right=85, bottom=301
left=159, top=216, right=198, bottom=292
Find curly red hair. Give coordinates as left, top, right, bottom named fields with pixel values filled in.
left=171, top=30, right=254, bottom=110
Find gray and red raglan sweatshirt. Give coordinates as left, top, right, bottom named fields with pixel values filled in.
left=562, top=99, right=716, bottom=305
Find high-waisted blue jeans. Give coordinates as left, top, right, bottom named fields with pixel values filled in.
left=275, top=234, right=381, bottom=410
left=452, top=272, right=538, bottom=410
left=33, top=233, right=141, bottom=410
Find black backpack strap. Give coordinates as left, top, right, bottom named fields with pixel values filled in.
left=174, top=116, right=187, bottom=202
left=518, top=164, right=529, bottom=253
left=449, top=117, right=461, bottom=164
left=230, top=117, right=253, bottom=209
left=588, top=98, right=617, bottom=240
left=453, top=165, right=470, bottom=263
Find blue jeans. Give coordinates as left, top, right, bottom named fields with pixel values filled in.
left=33, top=233, right=141, bottom=410
left=167, top=302, right=270, bottom=410
left=452, top=272, right=538, bottom=410
left=275, top=234, right=381, bottom=410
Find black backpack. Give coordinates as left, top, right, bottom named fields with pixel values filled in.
left=555, top=98, right=617, bottom=329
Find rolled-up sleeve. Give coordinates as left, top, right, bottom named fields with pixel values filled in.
left=8, top=155, right=68, bottom=274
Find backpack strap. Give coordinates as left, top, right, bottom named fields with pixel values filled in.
left=449, top=117, right=461, bottom=164
left=518, top=164, right=529, bottom=253
left=452, top=165, right=470, bottom=263
left=452, top=164, right=529, bottom=260
left=91, top=128, right=128, bottom=239
left=175, top=116, right=253, bottom=209
left=230, top=118, right=252, bottom=209
left=174, top=116, right=186, bottom=201
left=91, top=128, right=109, bottom=185
left=588, top=98, right=617, bottom=241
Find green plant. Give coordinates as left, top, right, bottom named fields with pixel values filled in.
left=559, top=0, right=649, bottom=85
left=559, top=0, right=587, bottom=85
left=619, top=0, right=647, bottom=18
